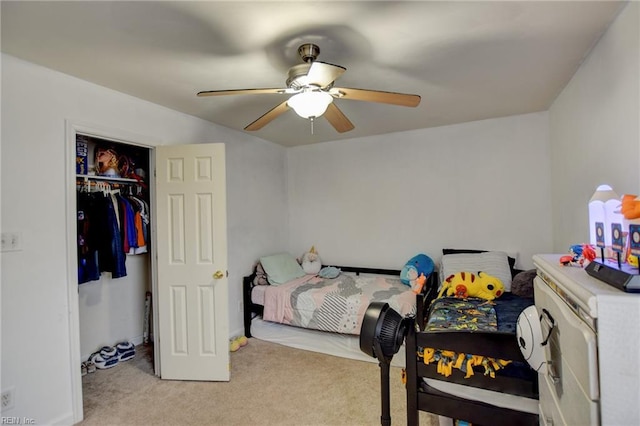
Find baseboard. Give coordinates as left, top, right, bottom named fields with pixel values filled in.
left=230, top=327, right=244, bottom=339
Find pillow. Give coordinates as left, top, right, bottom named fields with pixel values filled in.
left=511, top=269, right=536, bottom=298
left=318, top=266, right=341, bottom=279
left=442, top=248, right=517, bottom=275
left=259, top=253, right=306, bottom=285
left=440, top=251, right=513, bottom=291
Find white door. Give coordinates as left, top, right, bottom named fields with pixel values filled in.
left=155, top=143, right=229, bottom=381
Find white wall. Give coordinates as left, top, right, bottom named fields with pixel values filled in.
left=549, top=2, right=640, bottom=251
left=78, top=256, right=151, bottom=359
left=287, top=112, right=553, bottom=270
left=0, top=54, right=288, bottom=424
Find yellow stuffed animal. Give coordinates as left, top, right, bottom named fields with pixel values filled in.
left=438, top=271, right=505, bottom=301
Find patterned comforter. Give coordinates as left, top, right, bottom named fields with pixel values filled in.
left=262, top=273, right=416, bottom=335
left=425, top=293, right=534, bottom=333
left=425, top=297, right=498, bottom=332
left=420, top=293, right=535, bottom=378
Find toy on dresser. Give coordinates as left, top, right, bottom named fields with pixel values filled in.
left=559, top=244, right=596, bottom=267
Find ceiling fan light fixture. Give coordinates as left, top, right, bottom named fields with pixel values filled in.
left=197, top=42, right=420, bottom=133
left=287, top=91, right=333, bottom=119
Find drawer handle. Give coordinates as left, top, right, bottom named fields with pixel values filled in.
left=546, top=416, right=554, bottom=426
left=540, top=308, right=555, bottom=346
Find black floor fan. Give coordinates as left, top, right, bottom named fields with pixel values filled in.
left=360, top=302, right=412, bottom=426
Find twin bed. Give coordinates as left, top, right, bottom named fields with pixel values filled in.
left=243, top=251, right=539, bottom=425
left=243, top=261, right=418, bottom=366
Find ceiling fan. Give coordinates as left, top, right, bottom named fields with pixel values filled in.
left=197, top=43, right=421, bottom=133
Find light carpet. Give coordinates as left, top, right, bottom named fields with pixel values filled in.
left=80, top=338, right=437, bottom=425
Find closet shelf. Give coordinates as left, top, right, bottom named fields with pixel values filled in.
left=76, top=174, right=140, bottom=183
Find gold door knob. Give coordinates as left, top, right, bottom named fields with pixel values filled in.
left=213, top=270, right=225, bottom=279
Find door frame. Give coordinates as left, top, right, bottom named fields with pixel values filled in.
left=64, top=120, right=160, bottom=423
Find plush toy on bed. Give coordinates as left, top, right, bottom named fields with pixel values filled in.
left=411, top=273, right=428, bottom=294
left=401, top=254, right=435, bottom=293
left=301, top=246, right=322, bottom=275
left=252, top=262, right=268, bottom=286
left=438, top=271, right=505, bottom=301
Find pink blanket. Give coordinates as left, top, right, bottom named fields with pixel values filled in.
left=262, top=274, right=416, bottom=335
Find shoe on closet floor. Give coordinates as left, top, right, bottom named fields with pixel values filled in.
left=89, top=346, right=119, bottom=369
left=86, top=361, right=96, bottom=373
left=116, top=341, right=135, bottom=362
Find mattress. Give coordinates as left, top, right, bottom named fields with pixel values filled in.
left=251, top=317, right=407, bottom=368
left=424, top=378, right=539, bottom=414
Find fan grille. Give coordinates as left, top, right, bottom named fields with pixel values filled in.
left=378, top=308, right=404, bottom=358
left=360, top=302, right=409, bottom=361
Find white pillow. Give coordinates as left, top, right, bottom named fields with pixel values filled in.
left=440, top=251, right=512, bottom=291
left=259, top=253, right=306, bottom=286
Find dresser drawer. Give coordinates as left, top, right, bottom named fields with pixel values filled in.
left=539, top=374, right=565, bottom=426
left=539, top=356, right=599, bottom=426
left=534, top=276, right=599, bottom=400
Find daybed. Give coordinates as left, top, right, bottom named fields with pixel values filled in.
left=242, top=252, right=434, bottom=365
left=405, top=250, right=539, bottom=426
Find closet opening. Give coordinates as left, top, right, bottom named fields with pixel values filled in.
left=69, top=126, right=158, bottom=420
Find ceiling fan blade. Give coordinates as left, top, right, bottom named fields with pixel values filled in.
left=197, top=88, right=290, bottom=97
left=244, top=101, right=290, bottom=131
left=333, top=87, right=421, bottom=107
left=324, top=103, right=354, bottom=133
left=306, top=62, right=346, bottom=88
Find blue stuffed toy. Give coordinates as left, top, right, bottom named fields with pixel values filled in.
left=400, top=254, right=434, bottom=292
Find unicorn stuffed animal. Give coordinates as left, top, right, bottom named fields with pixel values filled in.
left=301, top=246, right=322, bottom=275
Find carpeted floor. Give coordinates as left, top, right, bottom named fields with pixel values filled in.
left=80, top=339, right=438, bottom=425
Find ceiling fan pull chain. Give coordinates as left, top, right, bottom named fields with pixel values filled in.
left=310, top=117, right=315, bottom=135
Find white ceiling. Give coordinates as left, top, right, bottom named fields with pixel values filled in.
left=1, top=1, right=625, bottom=147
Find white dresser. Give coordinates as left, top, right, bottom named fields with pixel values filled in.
left=533, top=254, right=640, bottom=426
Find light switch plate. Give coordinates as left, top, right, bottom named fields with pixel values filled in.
left=1, top=232, right=23, bottom=252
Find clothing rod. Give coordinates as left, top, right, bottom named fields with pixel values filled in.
left=76, top=180, right=141, bottom=186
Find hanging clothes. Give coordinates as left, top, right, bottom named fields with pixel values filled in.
left=115, top=193, right=136, bottom=254
left=127, top=195, right=149, bottom=254
left=76, top=178, right=153, bottom=284
left=77, top=191, right=100, bottom=284
left=104, top=192, right=127, bottom=279
left=133, top=195, right=150, bottom=253
left=77, top=189, right=127, bottom=283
